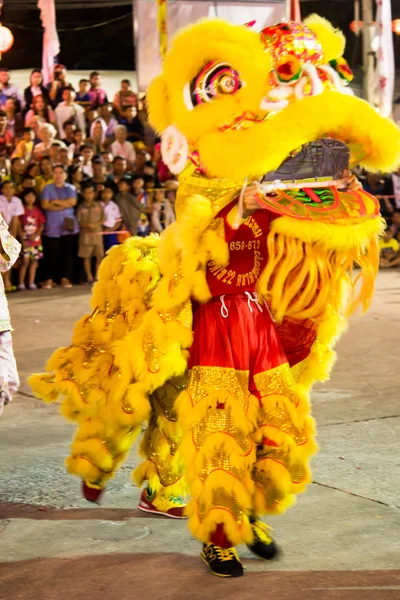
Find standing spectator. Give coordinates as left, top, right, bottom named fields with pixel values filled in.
left=75, top=79, right=91, bottom=108
left=100, top=185, right=122, bottom=251
left=84, top=108, right=98, bottom=138
left=12, top=127, right=34, bottom=163
left=49, top=141, right=67, bottom=165
left=363, top=172, right=395, bottom=218
left=91, top=157, right=107, bottom=188
left=131, top=175, right=151, bottom=216
left=120, top=106, right=144, bottom=143
left=62, top=122, right=76, bottom=147
left=133, top=149, right=148, bottom=176
left=68, top=128, right=85, bottom=157
left=18, top=188, right=45, bottom=290
left=0, top=68, right=24, bottom=110
left=47, top=64, right=70, bottom=108
left=0, top=110, right=14, bottom=157
left=107, top=156, right=128, bottom=194
left=4, top=99, right=24, bottom=143
left=23, top=69, right=51, bottom=113
left=33, top=123, right=57, bottom=159
left=55, top=86, right=85, bottom=140
left=6, top=158, right=25, bottom=194
left=137, top=95, right=156, bottom=150
left=101, top=151, right=113, bottom=175
left=21, top=174, right=36, bottom=191
left=25, top=162, right=40, bottom=179
left=115, top=177, right=142, bottom=235
left=76, top=183, right=105, bottom=283
left=35, top=156, right=54, bottom=195
left=112, top=79, right=137, bottom=117
left=57, top=147, right=71, bottom=169
left=88, top=119, right=108, bottom=154
left=111, top=125, right=136, bottom=168
left=88, top=72, right=108, bottom=109
left=41, top=164, right=78, bottom=289
left=379, top=226, right=400, bottom=268
left=68, top=164, right=85, bottom=205
left=151, top=188, right=175, bottom=233
left=81, top=145, right=94, bottom=178
left=24, top=94, right=56, bottom=129
left=0, top=181, right=24, bottom=291
left=98, top=104, right=118, bottom=139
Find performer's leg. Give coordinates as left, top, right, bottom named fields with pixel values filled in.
left=134, top=375, right=188, bottom=518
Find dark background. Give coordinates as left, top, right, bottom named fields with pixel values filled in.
left=1, top=0, right=400, bottom=71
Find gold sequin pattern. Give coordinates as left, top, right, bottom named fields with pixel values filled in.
left=142, top=423, right=183, bottom=486
left=198, top=487, right=243, bottom=524
left=253, top=363, right=297, bottom=405
left=255, top=448, right=308, bottom=485
left=290, top=359, right=307, bottom=382
left=199, top=450, right=248, bottom=482
left=176, top=172, right=243, bottom=220
left=151, top=375, right=188, bottom=422
left=188, top=366, right=249, bottom=408
left=257, top=401, right=308, bottom=445
left=192, top=407, right=252, bottom=454
left=142, top=329, right=165, bottom=373
left=252, top=467, right=287, bottom=511
left=158, top=300, right=193, bottom=330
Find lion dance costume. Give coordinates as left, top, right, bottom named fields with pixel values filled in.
left=31, top=16, right=400, bottom=577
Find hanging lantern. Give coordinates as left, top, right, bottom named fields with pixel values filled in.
left=392, top=19, right=400, bottom=35
left=0, top=24, right=13, bottom=55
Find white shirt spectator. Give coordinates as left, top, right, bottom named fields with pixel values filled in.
left=0, top=195, right=24, bottom=225
left=55, top=102, right=85, bottom=139
left=102, top=200, right=121, bottom=228
left=111, top=140, right=136, bottom=164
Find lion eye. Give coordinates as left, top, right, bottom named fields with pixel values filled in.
left=184, top=61, right=242, bottom=110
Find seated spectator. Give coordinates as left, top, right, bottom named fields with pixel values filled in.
left=41, top=164, right=78, bottom=289
left=115, top=177, right=142, bottom=235
left=112, top=79, right=137, bottom=117
left=379, top=226, right=400, bottom=268
left=0, top=110, right=14, bottom=157
left=35, top=156, right=54, bottom=194
left=88, top=119, right=108, bottom=154
left=98, top=104, right=118, bottom=139
left=12, top=127, right=35, bottom=163
left=47, top=64, right=71, bottom=108
left=144, top=174, right=156, bottom=194
left=111, top=125, right=136, bottom=169
left=68, top=128, right=85, bottom=158
left=100, top=185, right=122, bottom=251
left=120, top=106, right=144, bottom=143
left=0, top=181, right=24, bottom=291
left=151, top=188, right=175, bottom=233
left=76, top=183, right=105, bottom=283
left=0, top=68, right=24, bottom=111
left=57, top=146, right=71, bottom=169
left=363, top=172, right=395, bottom=218
left=55, top=86, right=85, bottom=140
left=25, top=94, right=56, bottom=128
left=75, top=79, right=91, bottom=108
left=88, top=72, right=108, bottom=109
left=101, top=151, right=113, bottom=175
left=49, top=140, right=67, bottom=165
left=63, top=122, right=76, bottom=147
left=390, top=210, right=400, bottom=237
left=4, top=99, right=24, bottom=143
left=33, top=123, right=57, bottom=159
left=18, top=188, right=45, bottom=291
left=25, top=162, right=40, bottom=179
left=133, top=149, right=148, bottom=175
left=81, top=144, right=94, bottom=178
left=23, top=69, right=50, bottom=113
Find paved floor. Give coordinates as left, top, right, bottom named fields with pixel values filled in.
left=0, top=272, right=399, bottom=599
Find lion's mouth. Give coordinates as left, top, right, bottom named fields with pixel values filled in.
left=260, top=138, right=350, bottom=193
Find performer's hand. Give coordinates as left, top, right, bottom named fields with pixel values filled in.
left=344, top=169, right=362, bottom=191
left=243, top=183, right=263, bottom=216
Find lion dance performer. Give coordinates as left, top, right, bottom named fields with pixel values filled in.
left=30, top=16, right=400, bottom=577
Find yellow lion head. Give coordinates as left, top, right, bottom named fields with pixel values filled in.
left=148, top=15, right=400, bottom=183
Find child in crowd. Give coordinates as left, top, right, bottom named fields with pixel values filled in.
left=0, top=214, right=21, bottom=415
left=18, top=188, right=45, bottom=290
left=151, top=188, right=175, bottom=233
left=137, top=213, right=150, bottom=237
left=0, top=181, right=24, bottom=292
left=76, top=183, right=105, bottom=284
left=101, top=185, right=122, bottom=251
left=379, top=226, right=400, bottom=268
left=132, top=175, right=152, bottom=217
left=12, top=127, right=34, bottom=163
left=75, top=79, right=91, bottom=108
left=115, top=177, right=142, bottom=235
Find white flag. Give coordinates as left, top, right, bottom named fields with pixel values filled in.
left=38, top=0, right=60, bottom=86
left=375, top=0, right=394, bottom=117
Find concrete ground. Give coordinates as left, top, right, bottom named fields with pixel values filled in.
left=0, top=272, right=400, bottom=599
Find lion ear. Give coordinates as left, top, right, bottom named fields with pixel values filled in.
left=147, top=74, right=172, bottom=134
left=304, top=14, right=346, bottom=62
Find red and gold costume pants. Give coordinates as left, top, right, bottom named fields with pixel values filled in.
left=175, top=293, right=316, bottom=547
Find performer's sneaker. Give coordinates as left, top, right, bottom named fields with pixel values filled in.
left=201, top=544, right=244, bottom=578
left=137, top=487, right=187, bottom=519
left=82, top=481, right=105, bottom=503
left=246, top=518, right=279, bottom=560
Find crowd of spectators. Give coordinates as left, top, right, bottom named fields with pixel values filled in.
left=0, top=65, right=177, bottom=292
